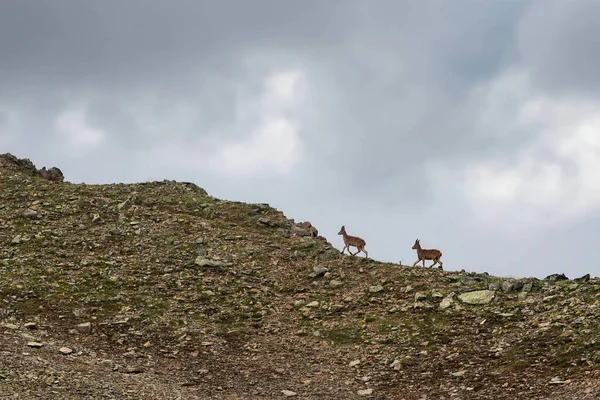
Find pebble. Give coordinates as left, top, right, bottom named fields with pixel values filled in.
left=59, top=347, right=73, bottom=355
left=76, top=322, right=92, bottom=334
left=22, top=209, right=38, bottom=218
left=281, top=390, right=297, bottom=397
left=329, top=280, right=343, bottom=288
left=414, top=292, right=427, bottom=301
left=24, top=322, right=37, bottom=330
left=27, top=342, right=43, bottom=348
left=369, top=285, right=384, bottom=293
left=357, top=388, right=374, bottom=396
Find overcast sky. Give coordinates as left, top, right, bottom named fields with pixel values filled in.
left=1, top=0, right=599, bottom=279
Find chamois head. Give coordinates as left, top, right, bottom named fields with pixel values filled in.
left=412, top=239, right=420, bottom=250
left=338, top=225, right=346, bottom=235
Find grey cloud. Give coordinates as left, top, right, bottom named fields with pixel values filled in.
left=517, top=0, right=600, bottom=96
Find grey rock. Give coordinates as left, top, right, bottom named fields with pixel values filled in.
left=413, top=301, right=433, bottom=310
left=574, top=273, right=591, bottom=283
left=502, top=280, right=523, bottom=292
left=124, top=365, right=144, bottom=374
left=330, top=280, right=344, bottom=288
left=258, top=217, right=277, bottom=227
left=22, top=208, right=38, bottom=218
left=312, top=266, right=329, bottom=277
left=117, top=199, right=131, bottom=211
left=76, top=322, right=92, bottom=334
left=357, top=388, right=374, bottom=396
left=414, top=292, right=427, bottom=301
left=318, top=248, right=341, bottom=261
left=522, top=282, right=533, bottom=292
left=194, top=256, right=230, bottom=268
left=59, top=347, right=73, bottom=355
left=295, top=221, right=319, bottom=237
left=39, top=166, right=64, bottom=182
left=460, top=277, right=483, bottom=286
left=369, top=285, right=384, bottom=293
left=488, top=282, right=501, bottom=291
left=545, top=273, right=569, bottom=282
left=299, top=237, right=317, bottom=248
left=439, top=297, right=453, bottom=310
left=11, top=235, right=29, bottom=244
left=291, top=225, right=312, bottom=237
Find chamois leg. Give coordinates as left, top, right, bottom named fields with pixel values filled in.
left=359, top=246, right=368, bottom=258
left=437, top=258, right=443, bottom=268
left=341, top=245, right=347, bottom=254
left=430, top=259, right=438, bottom=268
left=422, top=259, right=426, bottom=268
left=413, top=259, right=421, bottom=267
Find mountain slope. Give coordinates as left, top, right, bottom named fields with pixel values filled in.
left=1, top=153, right=599, bottom=400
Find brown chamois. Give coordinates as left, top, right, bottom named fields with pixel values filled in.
left=411, top=238, right=443, bottom=268
left=338, top=225, right=368, bottom=258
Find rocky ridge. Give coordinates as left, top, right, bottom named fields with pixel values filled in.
left=0, top=153, right=599, bottom=399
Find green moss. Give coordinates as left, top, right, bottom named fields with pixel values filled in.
left=322, top=324, right=364, bottom=346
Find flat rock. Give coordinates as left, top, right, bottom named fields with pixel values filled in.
left=22, top=208, right=38, bottom=218
left=545, top=273, right=569, bottom=282
left=458, top=290, right=495, bottom=305
left=357, top=388, right=374, bottom=396
left=194, top=256, right=230, bottom=268
left=414, top=292, right=427, bottom=301
left=439, top=297, right=453, bottom=310
left=311, top=266, right=328, bottom=277
left=369, top=285, right=384, bottom=293
left=329, top=280, right=343, bottom=288
left=24, top=322, right=37, bottom=330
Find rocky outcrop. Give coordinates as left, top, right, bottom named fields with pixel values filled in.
left=0, top=153, right=64, bottom=182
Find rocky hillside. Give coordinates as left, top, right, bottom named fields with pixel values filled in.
left=1, top=153, right=599, bottom=400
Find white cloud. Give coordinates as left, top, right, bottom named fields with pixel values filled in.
left=210, top=117, right=301, bottom=176
left=452, top=69, right=600, bottom=227
left=55, top=105, right=106, bottom=151
left=208, top=69, right=307, bottom=177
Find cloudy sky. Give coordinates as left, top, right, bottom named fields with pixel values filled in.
left=1, top=0, right=599, bottom=279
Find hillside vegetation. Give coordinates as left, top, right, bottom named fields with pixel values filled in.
left=1, top=153, right=599, bottom=399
